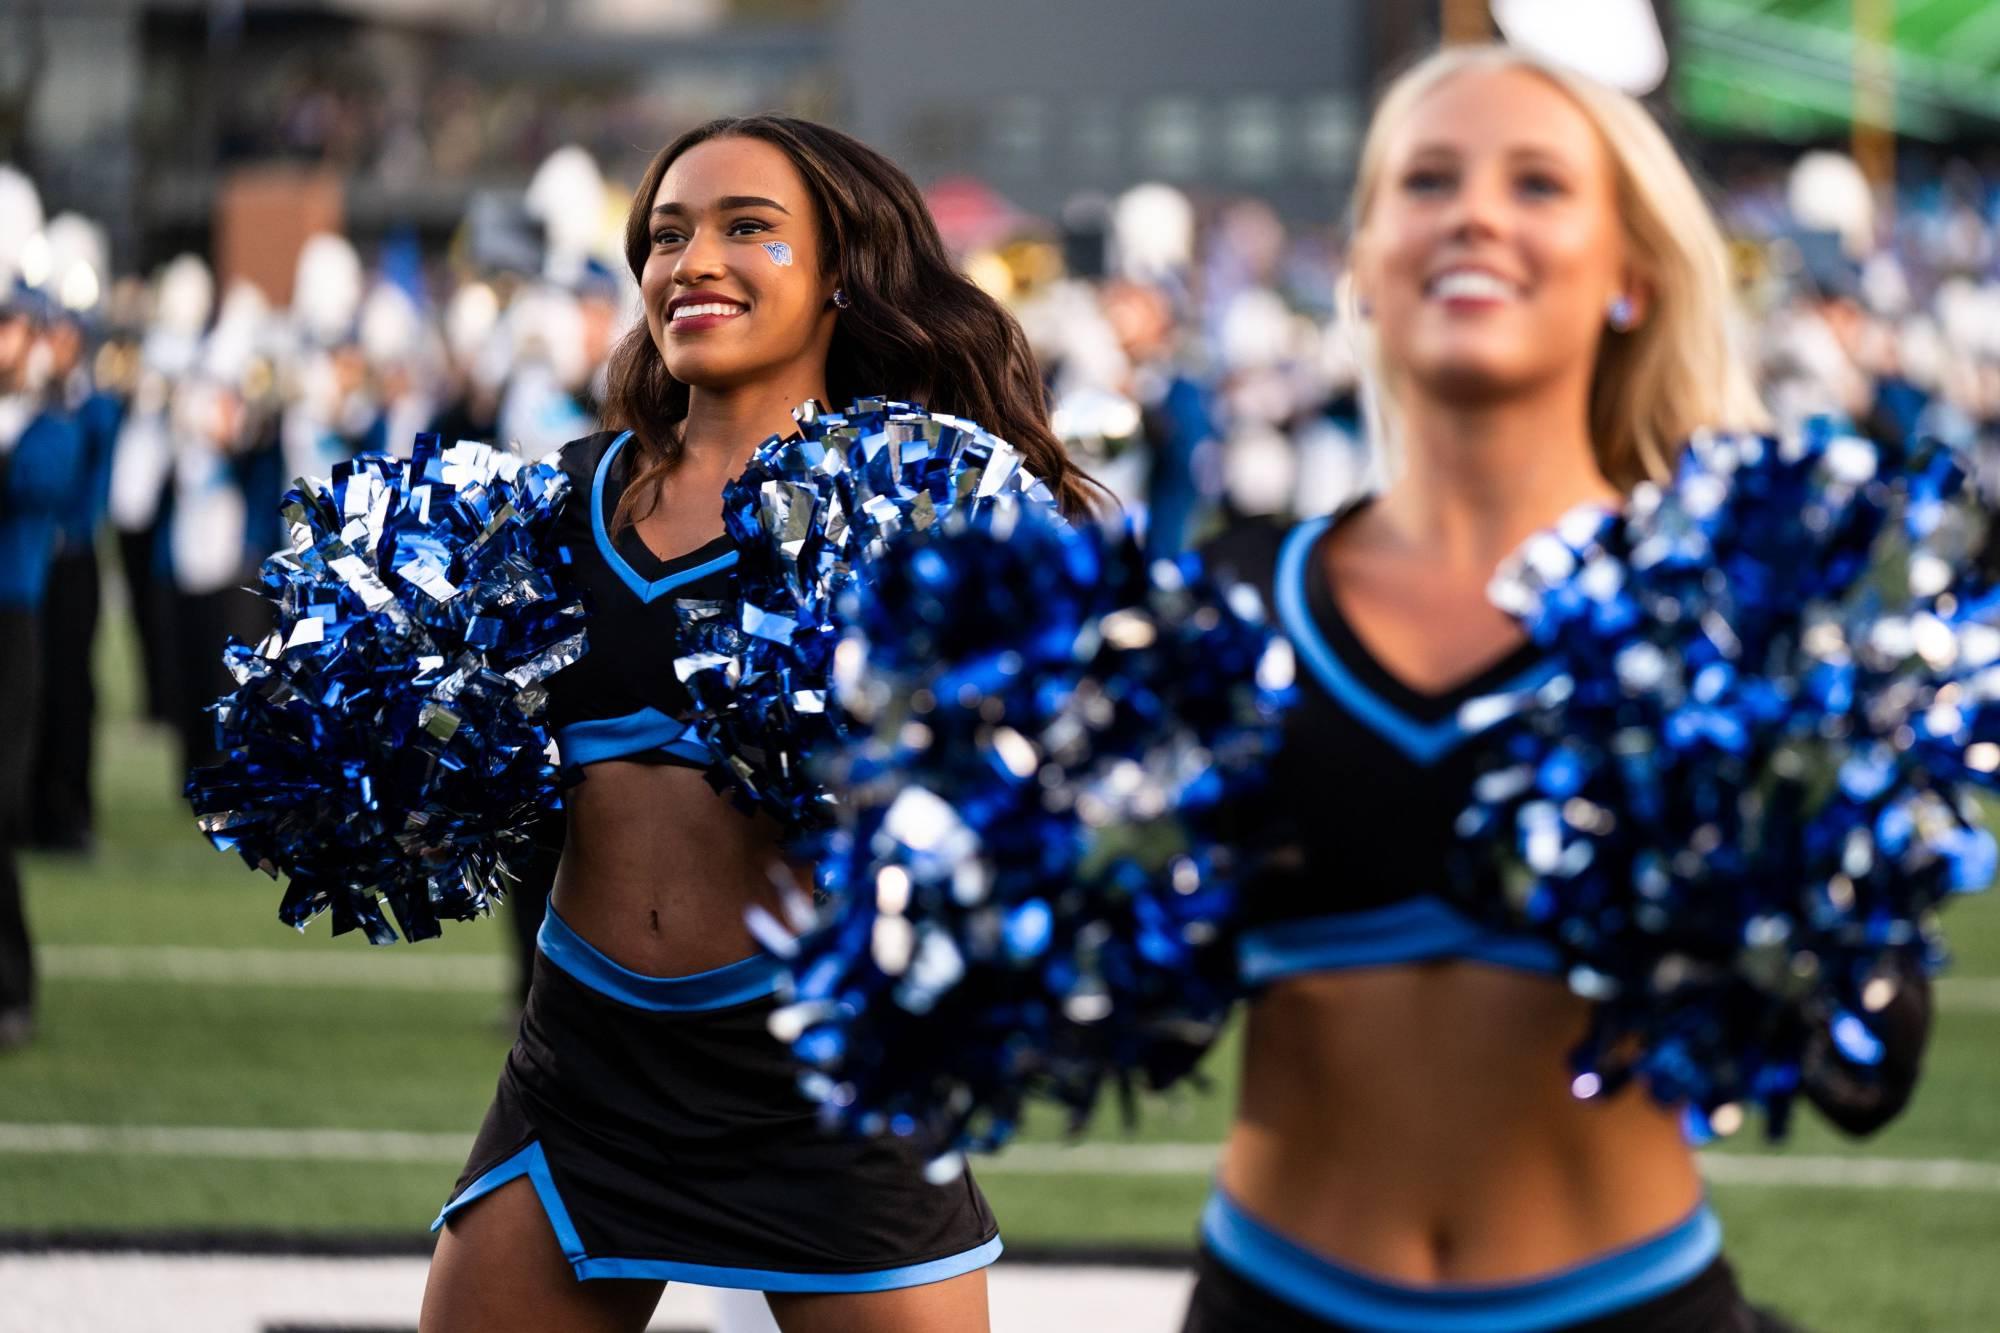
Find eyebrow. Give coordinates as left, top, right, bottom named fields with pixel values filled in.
left=1403, top=142, right=1578, bottom=167
left=651, top=195, right=791, bottom=217
left=1505, top=146, right=1575, bottom=168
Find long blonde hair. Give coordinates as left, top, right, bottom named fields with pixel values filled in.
left=1346, top=44, right=1767, bottom=492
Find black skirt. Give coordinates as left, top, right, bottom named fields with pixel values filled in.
left=432, top=907, right=1001, bottom=1292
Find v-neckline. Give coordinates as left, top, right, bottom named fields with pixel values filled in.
left=589, top=431, right=739, bottom=603
left=1304, top=506, right=1536, bottom=720
left=1302, top=507, right=1544, bottom=725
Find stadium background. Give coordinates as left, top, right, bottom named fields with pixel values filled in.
left=3, top=1, right=1999, bottom=1329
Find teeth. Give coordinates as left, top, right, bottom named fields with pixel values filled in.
left=1430, top=271, right=1517, bottom=301
left=671, top=302, right=745, bottom=321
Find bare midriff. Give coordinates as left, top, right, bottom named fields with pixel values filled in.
left=549, top=760, right=799, bottom=977
left=1219, top=962, right=1702, bottom=1285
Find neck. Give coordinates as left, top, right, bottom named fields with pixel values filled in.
left=1374, top=384, right=1619, bottom=571
left=678, top=372, right=829, bottom=476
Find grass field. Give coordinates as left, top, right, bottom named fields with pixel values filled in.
left=4, top=598, right=1998, bottom=1331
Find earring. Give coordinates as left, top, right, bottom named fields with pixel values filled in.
left=832, top=288, right=851, bottom=309
left=1607, top=294, right=1638, bottom=331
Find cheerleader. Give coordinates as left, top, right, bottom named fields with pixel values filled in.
left=419, top=116, right=1096, bottom=1333
left=1185, top=48, right=1918, bottom=1332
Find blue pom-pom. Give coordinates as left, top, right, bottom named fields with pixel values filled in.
left=765, top=502, right=1294, bottom=1160
left=1459, top=419, right=1995, bottom=1134
left=675, top=398, right=1057, bottom=830
left=186, top=436, right=585, bottom=944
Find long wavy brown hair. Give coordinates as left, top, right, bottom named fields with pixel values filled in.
left=602, top=114, right=1101, bottom=525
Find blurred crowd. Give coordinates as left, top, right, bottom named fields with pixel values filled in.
left=1721, top=150, right=2000, bottom=466
left=217, top=62, right=700, bottom=190
left=4, top=141, right=2000, bottom=859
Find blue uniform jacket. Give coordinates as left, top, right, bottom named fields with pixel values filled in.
left=53, top=389, right=124, bottom=552
left=0, top=409, right=86, bottom=610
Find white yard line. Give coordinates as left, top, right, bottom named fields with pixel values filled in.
left=1939, top=976, right=2000, bottom=1011
left=1695, top=1152, right=2000, bottom=1191
left=37, top=946, right=2000, bottom=1012
left=987, top=1144, right=1222, bottom=1176
left=39, top=944, right=508, bottom=992
left=994, top=1144, right=2000, bottom=1192
left=3, top=1121, right=1997, bottom=1193
left=0, top=1122, right=470, bottom=1164
left=0, top=1253, right=1194, bottom=1333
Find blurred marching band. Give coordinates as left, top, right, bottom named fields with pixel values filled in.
left=3, top=140, right=2000, bottom=844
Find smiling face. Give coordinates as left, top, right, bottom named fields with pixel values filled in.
left=640, top=135, right=838, bottom=391
left=1353, top=66, right=1642, bottom=410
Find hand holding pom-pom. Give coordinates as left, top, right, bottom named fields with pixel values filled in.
left=763, top=501, right=1293, bottom=1164
left=674, top=399, right=1057, bottom=831
left=187, top=436, right=585, bottom=944
left=1457, top=419, right=1995, bottom=1136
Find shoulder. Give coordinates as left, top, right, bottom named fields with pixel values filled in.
left=546, top=429, right=628, bottom=493
left=1197, top=514, right=1310, bottom=609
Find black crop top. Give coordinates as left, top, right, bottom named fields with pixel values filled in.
left=1208, top=509, right=1563, bottom=985
left=1202, top=510, right=1937, bottom=1138
left=543, top=429, right=740, bottom=775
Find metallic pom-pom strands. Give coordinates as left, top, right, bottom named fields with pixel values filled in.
left=674, top=398, right=1056, bottom=830
left=1457, top=419, right=1996, bottom=1136
left=186, top=436, right=585, bottom=945
left=761, top=502, right=1294, bottom=1169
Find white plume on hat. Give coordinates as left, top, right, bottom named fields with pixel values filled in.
left=359, top=281, right=423, bottom=367
left=292, top=232, right=364, bottom=345
left=1492, top=0, right=1669, bottom=95
left=1112, top=184, right=1195, bottom=282
left=204, top=280, right=273, bottom=384
left=155, top=254, right=216, bottom=337
left=1788, top=152, right=1875, bottom=259
left=444, top=280, right=501, bottom=367
left=0, top=164, right=44, bottom=286
left=526, top=145, right=610, bottom=284
left=41, top=212, right=110, bottom=313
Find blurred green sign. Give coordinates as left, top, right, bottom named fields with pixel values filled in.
left=1677, top=0, right=2000, bottom=140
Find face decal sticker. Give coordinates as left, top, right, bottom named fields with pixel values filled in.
left=762, top=241, right=794, bottom=268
